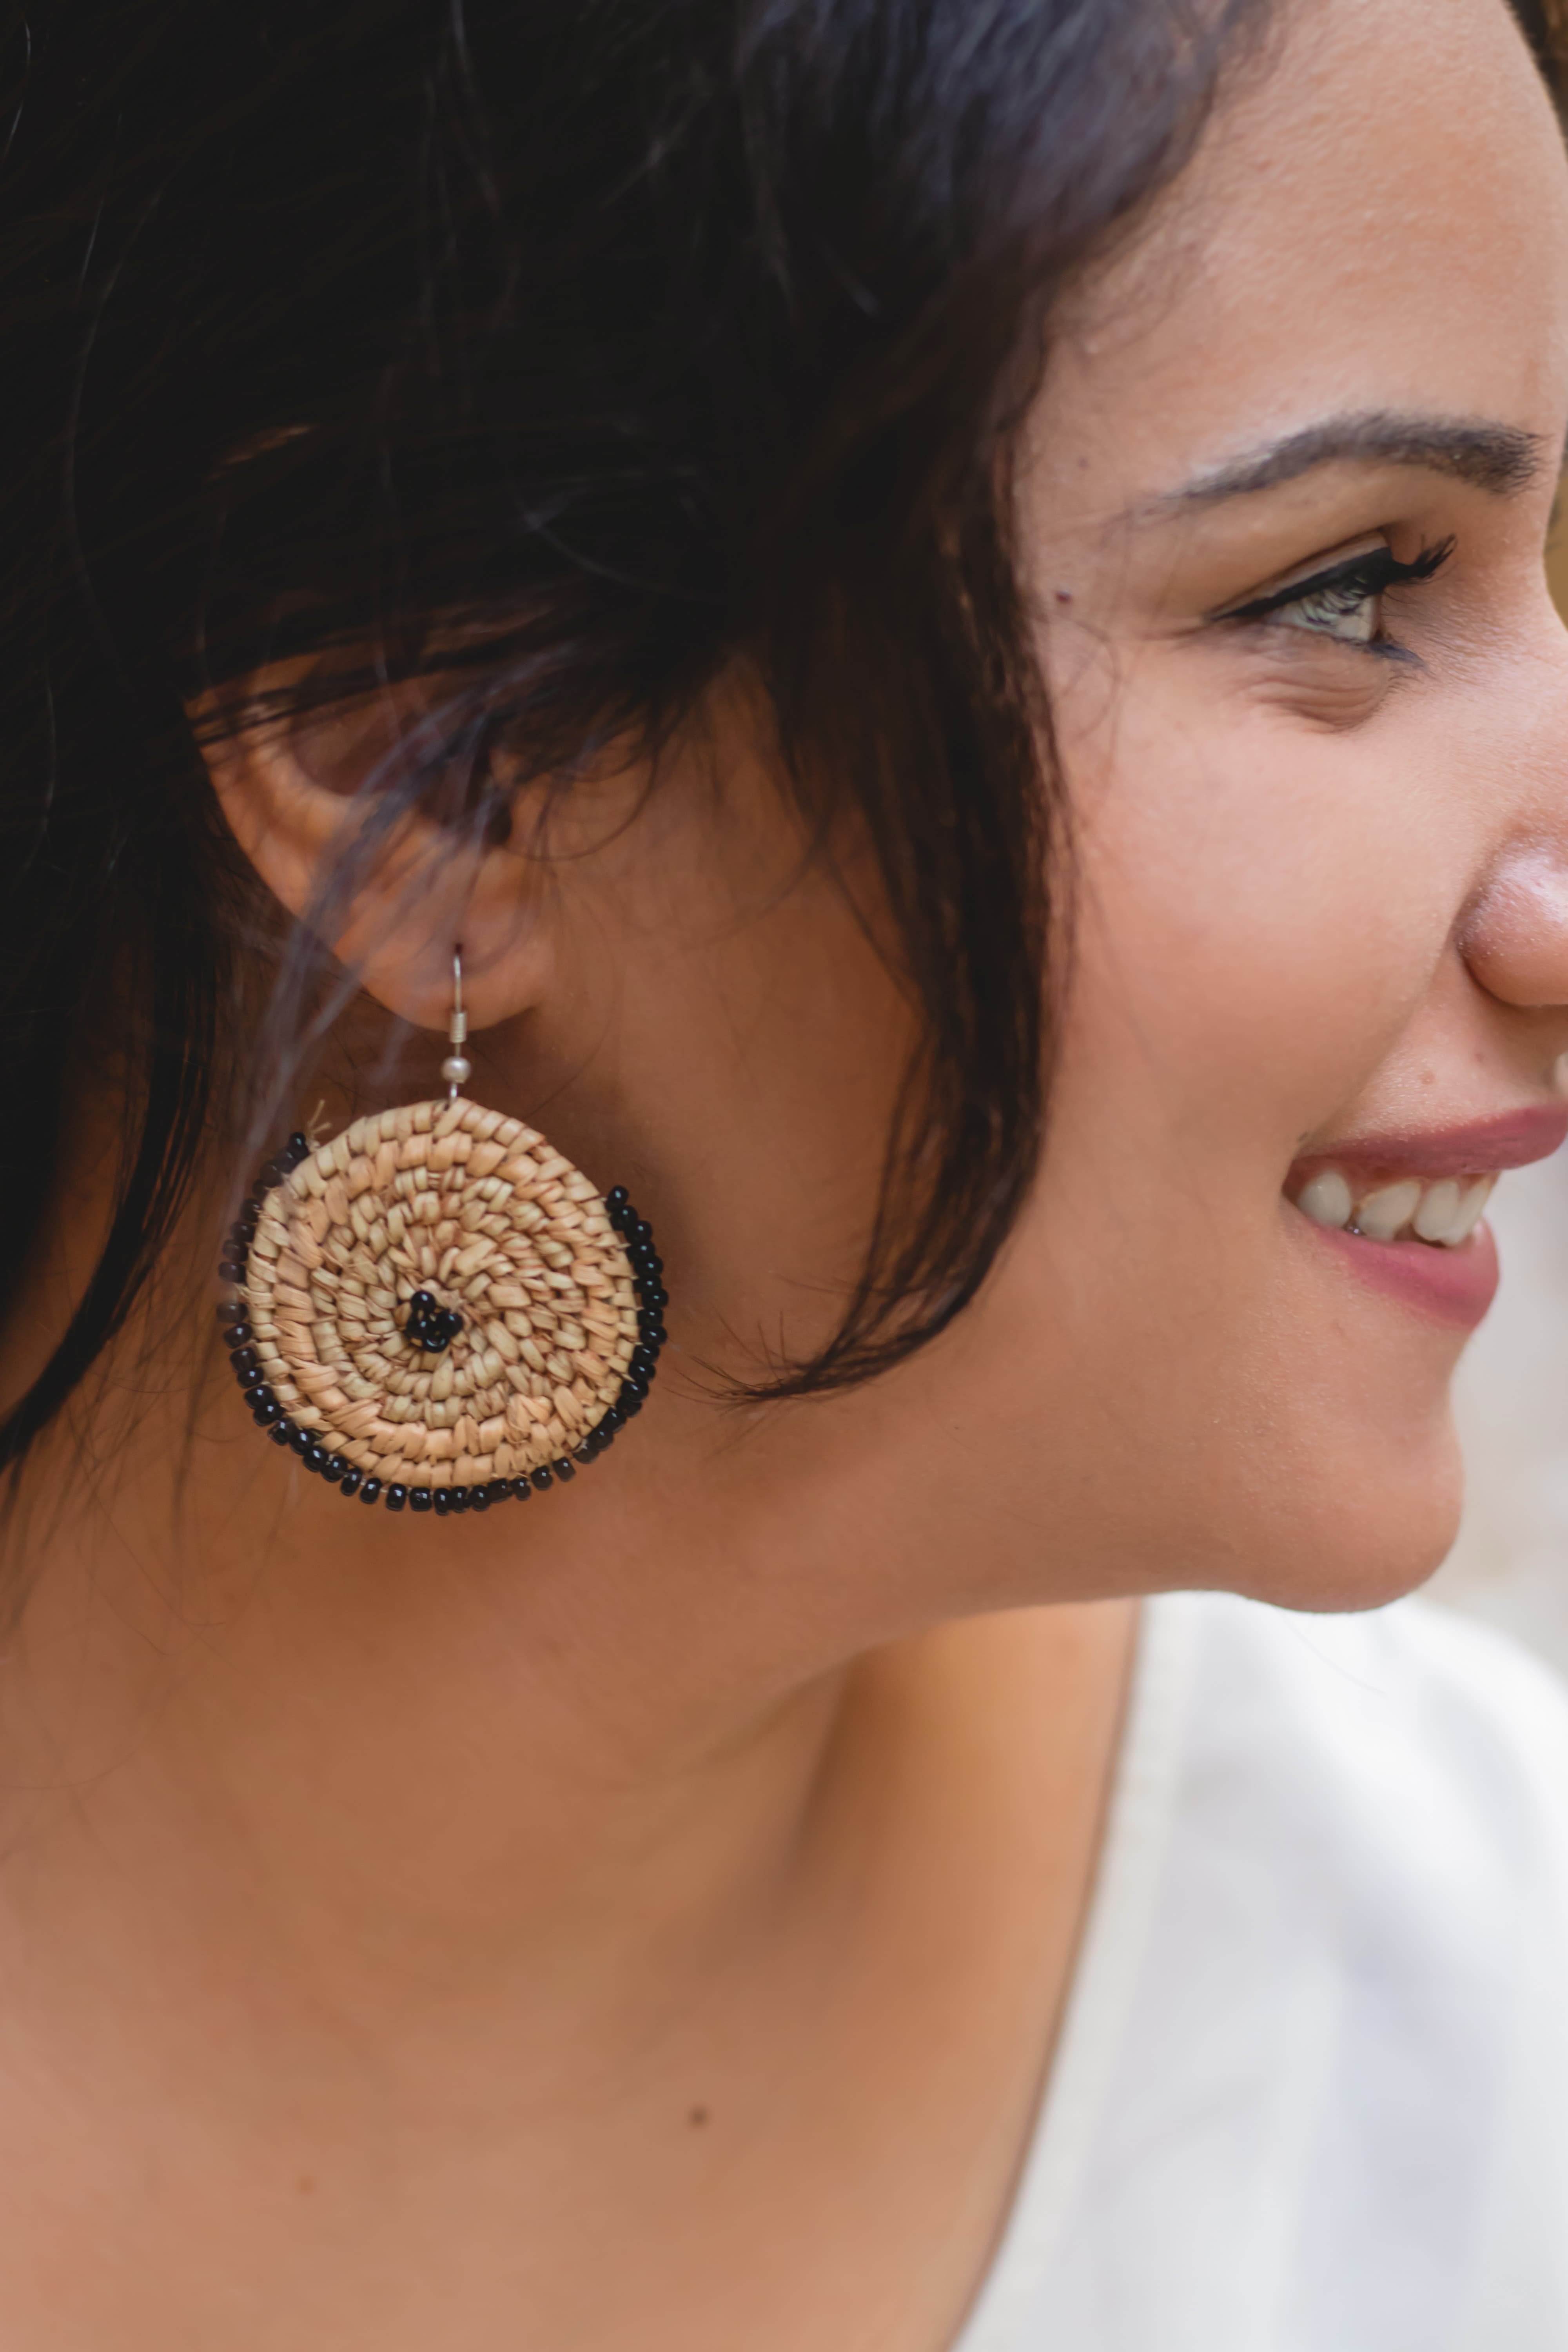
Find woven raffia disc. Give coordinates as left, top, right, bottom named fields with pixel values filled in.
left=240, top=1099, right=640, bottom=1486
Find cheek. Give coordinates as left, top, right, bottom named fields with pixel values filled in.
left=1056, top=672, right=1461, bottom=1170
left=991, top=670, right=1475, bottom=1604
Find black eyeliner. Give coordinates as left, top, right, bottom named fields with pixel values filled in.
left=1212, top=535, right=1456, bottom=636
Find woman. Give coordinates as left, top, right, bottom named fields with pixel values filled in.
left=0, top=0, right=1566, bottom=2340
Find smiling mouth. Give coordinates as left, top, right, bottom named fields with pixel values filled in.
left=1288, top=1167, right=1496, bottom=1249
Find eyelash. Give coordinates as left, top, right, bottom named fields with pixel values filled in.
left=1218, top=535, right=1456, bottom=656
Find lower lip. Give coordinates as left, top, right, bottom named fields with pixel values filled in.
left=1299, top=1215, right=1500, bottom=1331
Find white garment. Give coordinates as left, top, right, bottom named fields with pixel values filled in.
left=952, top=1592, right=1568, bottom=2351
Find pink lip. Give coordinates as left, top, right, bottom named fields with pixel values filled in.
left=1291, top=1104, right=1568, bottom=1185
left=1303, top=1220, right=1500, bottom=1332
left=1287, top=1102, right=1568, bottom=1334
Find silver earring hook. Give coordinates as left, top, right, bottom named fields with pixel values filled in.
left=442, top=944, right=472, bottom=1102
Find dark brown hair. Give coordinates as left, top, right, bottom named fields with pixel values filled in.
left=0, top=0, right=1321, bottom=1463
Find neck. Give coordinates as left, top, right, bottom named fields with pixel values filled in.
left=0, top=1132, right=1135, bottom=2126
left=0, top=1354, right=1132, bottom=2080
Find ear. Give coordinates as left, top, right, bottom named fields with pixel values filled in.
left=196, top=685, right=554, bottom=1032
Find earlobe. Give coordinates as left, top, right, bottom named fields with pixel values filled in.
left=196, top=691, right=554, bottom=1034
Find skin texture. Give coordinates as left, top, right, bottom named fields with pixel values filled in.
left=0, top=0, right=1565, bottom=2344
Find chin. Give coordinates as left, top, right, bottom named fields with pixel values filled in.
left=1159, top=1401, right=1468, bottom=1619
left=1222, top=1464, right=1465, bottom=1619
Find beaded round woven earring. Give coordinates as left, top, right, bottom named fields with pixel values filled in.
left=216, top=950, right=666, bottom=1517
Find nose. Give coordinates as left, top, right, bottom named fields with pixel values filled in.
left=1461, top=850, right=1568, bottom=1010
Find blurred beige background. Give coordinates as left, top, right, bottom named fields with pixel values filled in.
left=1429, top=523, right=1568, bottom=1668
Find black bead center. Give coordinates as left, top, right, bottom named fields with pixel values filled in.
left=405, top=1290, right=464, bottom=1354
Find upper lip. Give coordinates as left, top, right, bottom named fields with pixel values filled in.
left=1290, top=1104, right=1568, bottom=1183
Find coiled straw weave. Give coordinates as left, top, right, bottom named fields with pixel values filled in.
left=241, top=1098, right=639, bottom=1486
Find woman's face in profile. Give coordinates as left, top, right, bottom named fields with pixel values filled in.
left=195, top=0, right=1568, bottom=1644
left=999, top=0, right=1568, bottom=1609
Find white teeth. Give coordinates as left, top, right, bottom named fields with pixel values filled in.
left=1292, top=1167, right=1498, bottom=1249
left=1412, top=1180, right=1462, bottom=1243
left=1297, top=1170, right=1353, bottom=1231
left=1446, top=1176, right=1495, bottom=1244
left=1356, top=1180, right=1423, bottom=1242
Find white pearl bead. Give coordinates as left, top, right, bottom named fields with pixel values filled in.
left=441, top=1055, right=472, bottom=1085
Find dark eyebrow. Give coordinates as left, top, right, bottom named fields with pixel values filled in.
left=1154, top=410, right=1546, bottom=512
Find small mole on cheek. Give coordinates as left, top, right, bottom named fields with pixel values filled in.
left=688, top=2105, right=710, bottom=2129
